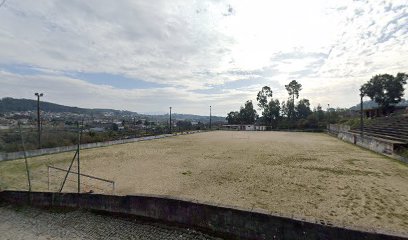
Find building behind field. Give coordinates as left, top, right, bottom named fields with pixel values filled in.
left=223, top=124, right=266, bottom=131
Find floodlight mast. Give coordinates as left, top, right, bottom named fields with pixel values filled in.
left=35, top=92, right=44, bottom=149
left=327, top=104, right=330, bottom=125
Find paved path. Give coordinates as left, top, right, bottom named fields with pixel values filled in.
left=0, top=204, right=222, bottom=240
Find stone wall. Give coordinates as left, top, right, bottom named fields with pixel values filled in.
left=0, top=131, right=201, bottom=162
left=0, top=191, right=406, bottom=240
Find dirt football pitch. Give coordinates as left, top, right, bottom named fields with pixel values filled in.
left=1, top=131, right=407, bottom=235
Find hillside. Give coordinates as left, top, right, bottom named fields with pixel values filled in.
left=0, top=97, right=134, bottom=115
left=0, top=97, right=225, bottom=123
left=349, top=99, right=408, bottom=111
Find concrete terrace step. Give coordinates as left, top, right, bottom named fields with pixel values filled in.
left=349, top=130, right=407, bottom=144
left=365, top=123, right=408, bottom=128
left=362, top=127, right=408, bottom=136
left=350, top=116, right=408, bottom=144
left=360, top=133, right=408, bottom=142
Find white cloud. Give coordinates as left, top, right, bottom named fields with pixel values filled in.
left=0, top=0, right=407, bottom=115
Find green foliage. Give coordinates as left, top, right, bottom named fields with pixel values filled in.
left=361, top=73, right=407, bottom=113
left=256, top=86, right=280, bottom=126
left=284, top=80, right=302, bottom=121
left=281, top=100, right=295, bottom=119
left=226, top=111, right=240, bottom=124
left=397, top=148, right=408, bottom=159
left=225, top=77, right=404, bottom=130
left=316, top=104, right=325, bottom=121
left=285, top=80, right=302, bottom=100
left=0, top=125, right=178, bottom=153
left=239, top=100, right=258, bottom=124
left=226, top=100, right=258, bottom=124
left=176, top=120, right=193, bottom=131
left=256, top=86, right=273, bottom=110
left=264, top=99, right=281, bottom=127
left=296, top=99, right=312, bottom=119
left=111, top=123, right=119, bottom=131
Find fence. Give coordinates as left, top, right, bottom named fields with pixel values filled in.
left=0, top=131, right=202, bottom=161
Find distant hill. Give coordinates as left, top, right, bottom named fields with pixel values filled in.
left=349, top=99, right=408, bottom=111
left=0, top=97, right=226, bottom=123
left=0, top=97, right=133, bottom=115
left=145, top=113, right=225, bottom=123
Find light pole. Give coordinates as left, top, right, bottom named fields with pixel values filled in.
left=35, top=92, right=44, bottom=149
left=327, top=103, right=330, bottom=125
left=169, top=107, right=172, bottom=134
left=209, top=106, right=212, bottom=130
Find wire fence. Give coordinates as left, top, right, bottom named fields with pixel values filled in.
left=48, top=165, right=115, bottom=194
left=0, top=127, right=203, bottom=194
left=0, top=126, right=195, bottom=153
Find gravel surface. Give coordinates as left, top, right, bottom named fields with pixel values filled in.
left=0, top=204, right=222, bottom=240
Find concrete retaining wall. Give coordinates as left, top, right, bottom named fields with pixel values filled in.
left=338, top=131, right=394, bottom=155
left=327, top=124, right=394, bottom=154
left=0, top=191, right=406, bottom=240
left=327, top=125, right=408, bottom=164
left=0, top=131, right=201, bottom=162
left=328, top=124, right=350, bottom=134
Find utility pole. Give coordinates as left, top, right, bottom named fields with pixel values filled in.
left=34, top=93, right=44, bottom=149
left=77, top=121, right=82, bottom=193
left=209, top=106, right=212, bottom=130
left=360, top=92, right=364, bottom=136
left=169, top=107, right=172, bottom=134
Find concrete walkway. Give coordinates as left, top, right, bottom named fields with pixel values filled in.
left=0, top=204, right=222, bottom=240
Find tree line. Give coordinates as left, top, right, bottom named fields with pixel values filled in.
left=360, top=73, right=407, bottom=114
left=226, top=80, right=320, bottom=129
left=226, top=72, right=407, bottom=129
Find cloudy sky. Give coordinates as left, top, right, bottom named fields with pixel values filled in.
left=0, top=0, right=407, bottom=115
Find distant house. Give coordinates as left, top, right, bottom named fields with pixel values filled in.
left=255, top=125, right=267, bottom=131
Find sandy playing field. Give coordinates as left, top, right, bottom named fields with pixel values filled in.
left=1, top=131, right=407, bottom=235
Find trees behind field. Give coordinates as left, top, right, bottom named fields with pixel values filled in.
left=360, top=73, right=407, bottom=114
left=226, top=72, right=407, bottom=130
left=226, top=100, right=258, bottom=124
left=226, top=80, right=352, bottom=129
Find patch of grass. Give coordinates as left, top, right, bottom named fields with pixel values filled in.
left=181, top=170, right=192, bottom=176
left=396, top=147, right=408, bottom=159
left=345, top=158, right=362, bottom=165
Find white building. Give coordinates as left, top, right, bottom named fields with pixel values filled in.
left=255, top=125, right=267, bottom=131
left=223, top=124, right=265, bottom=131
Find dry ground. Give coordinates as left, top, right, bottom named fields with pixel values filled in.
left=1, top=131, right=407, bottom=235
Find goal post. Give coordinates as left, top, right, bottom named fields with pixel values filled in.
left=48, top=165, right=115, bottom=194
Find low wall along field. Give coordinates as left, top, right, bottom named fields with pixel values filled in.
left=0, top=131, right=407, bottom=236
